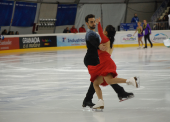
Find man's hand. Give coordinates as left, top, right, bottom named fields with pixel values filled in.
left=99, top=44, right=107, bottom=51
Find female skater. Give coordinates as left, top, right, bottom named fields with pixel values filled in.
left=87, top=18, right=139, bottom=109
left=133, top=22, right=144, bottom=49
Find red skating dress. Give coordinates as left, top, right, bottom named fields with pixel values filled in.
left=87, top=22, right=118, bottom=86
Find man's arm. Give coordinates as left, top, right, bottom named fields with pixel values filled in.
left=147, top=24, right=151, bottom=34
left=88, top=33, right=100, bottom=48
left=88, top=32, right=107, bottom=51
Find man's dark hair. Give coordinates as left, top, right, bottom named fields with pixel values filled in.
left=85, top=14, right=95, bottom=23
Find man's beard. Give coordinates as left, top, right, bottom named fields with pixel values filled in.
left=89, top=25, right=95, bottom=29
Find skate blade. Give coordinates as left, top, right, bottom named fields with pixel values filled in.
left=92, top=109, right=103, bottom=112
left=92, top=106, right=104, bottom=111
left=119, top=95, right=134, bottom=102
left=92, top=107, right=104, bottom=112
left=82, top=106, right=93, bottom=111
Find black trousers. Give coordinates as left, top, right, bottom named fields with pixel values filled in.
left=84, top=58, right=125, bottom=101
left=85, top=82, right=125, bottom=101
left=144, top=34, right=153, bottom=48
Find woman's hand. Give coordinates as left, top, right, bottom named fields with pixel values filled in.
left=96, top=18, right=101, bottom=24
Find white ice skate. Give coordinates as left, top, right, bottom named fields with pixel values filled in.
left=137, top=46, right=141, bottom=49
left=126, top=77, right=140, bottom=88
left=92, top=99, right=104, bottom=111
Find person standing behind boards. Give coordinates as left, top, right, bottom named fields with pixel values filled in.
left=131, top=13, right=139, bottom=23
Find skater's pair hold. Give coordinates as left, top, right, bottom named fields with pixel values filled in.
left=83, top=15, right=140, bottom=110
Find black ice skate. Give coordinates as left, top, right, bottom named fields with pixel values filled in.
left=82, top=100, right=95, bottom=108
left=118, top=92, right=134, bottom=102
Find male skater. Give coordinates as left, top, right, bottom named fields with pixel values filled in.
left=83, top=14, right=134, bottom=107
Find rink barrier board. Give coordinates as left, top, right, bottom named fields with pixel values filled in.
left=0, top=30, right=169, bottom=53
left=0, top=43, right=164, bottom=54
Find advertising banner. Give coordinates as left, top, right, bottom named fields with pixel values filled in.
left=119, top=34, right=138, bottom=44
left=57, top=34, right=86, bottom=47
left=115, top=31, right=170, bottom=44
left=19, top=36, right=57, bottom=49
left=150, top=32, right=170, bottom=43
left=40, top=36, right=57, bottom=47
left=0, top=37, right=19, bottom=50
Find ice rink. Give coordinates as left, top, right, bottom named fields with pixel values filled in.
left=0, top=47, right=170, bottom=122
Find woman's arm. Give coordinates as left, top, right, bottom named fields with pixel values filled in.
left=133, top=29, right=137, bottom=36
left=98, top=22, right=109, bottom=43
left=140, top=26, right=143, bottom=34
left=95, top=18, right=109, bottom=43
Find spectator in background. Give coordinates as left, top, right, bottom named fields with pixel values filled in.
left=7, top=31, right=11, bottom=35
left=12, top=31, right=14, bottom=35
left=79, top=24, right=86, bottom=33
left=155, top=18, right=162, bottom=30
left=162, top=17, right=166, bottom=22
left=7, top=31, right=14, bottom=35
left=164, top=12, right=169, bottom=21
left=131, top=13, right=139, bottom=23
left=63, top=27, right=71, bottom=33
left=15, top=31, right=19, bottom=35
left=157, top=18, right=162, bottom=22
left=70, top=25, right=78, bottom=33
left=1, top=29, right=7, bottom=35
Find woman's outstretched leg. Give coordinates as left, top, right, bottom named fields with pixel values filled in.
left=104, top=73, right=139, bottom=88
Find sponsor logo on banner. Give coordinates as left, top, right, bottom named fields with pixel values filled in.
left=120, top=34, right=137, bottom=43
left=151, top=33, right=168, bottom=43
left=0, top=37, right=19, bottom=50
left=20, top=37, right=40, bottom=48
left=40, top=36, right=56, bottom=47
left=19, top=36, right=57, bottom=48
left=57, top=34, right=86, bottom=46
left=42, top=39, right=51, bottom=46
